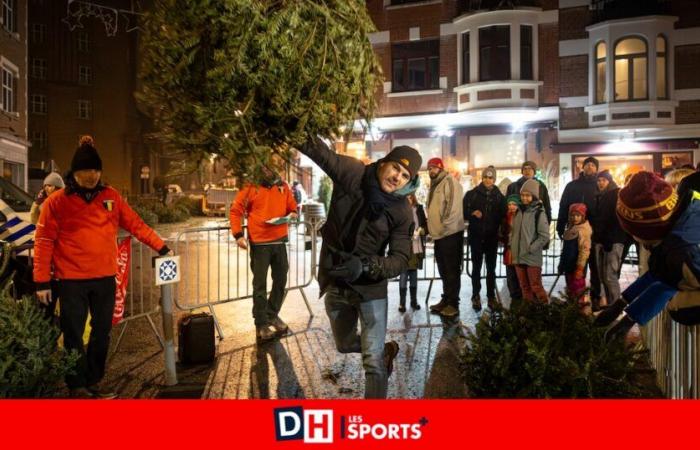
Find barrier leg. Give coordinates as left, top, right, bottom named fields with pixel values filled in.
left=208, top=303, right=225, bottom=341
left=160, top=284, right=178, bottom=386
left=299, top=287, right=314, bottom=318
left=548, top=274, right=561, bottom=298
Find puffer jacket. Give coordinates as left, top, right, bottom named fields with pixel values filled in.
left=463, top=183, right=506, bottom=244
left=298, top=138, right=414, bottom=301
left=427, top=171, right=464, bottom=240
left=510, top=200, right=550, bottom=267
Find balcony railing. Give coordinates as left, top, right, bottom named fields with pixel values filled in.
left=590, top=0, right=671, bottom=24
left=458, top=0, right=539, bottom=15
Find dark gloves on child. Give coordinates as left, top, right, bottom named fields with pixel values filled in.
left=329, top=251, right=366, bottom=283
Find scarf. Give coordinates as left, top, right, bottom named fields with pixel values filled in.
left=65, top=171, right=105, bottom=203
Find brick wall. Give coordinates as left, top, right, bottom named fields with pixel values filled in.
left=538, top=23, right=559, bottom=106
left=559, top=55, right=588, bottom=97
left=675, top=45, right=700, bottom=90
left=676, top=100, right=700, bottom=125
left=560, top=107, right=588, bottom=130
left=559, top=7, right=589, bottom=40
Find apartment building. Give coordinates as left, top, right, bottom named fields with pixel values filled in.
left=359, top=0, right=700, bottom=198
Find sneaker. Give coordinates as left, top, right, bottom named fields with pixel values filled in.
left=487, top=297, right=500, bottom=310
left=440, top=304, right=459, bottom=318
left=256, top=325, right=277, bottom=342
left=383, top=341, right=399, bottom=378
left=270, top=316, right=289, bottom=335
left=604, top=315, right=636, bottom=343
left=69, top=387, right=95, bottom=399
left=471, top=295, right=482, bottom=312
left=593, top=298, right=627, bottom=327
left=429, top=299, right=448, bottom=314
left=87, top=384, right=118, bottom=400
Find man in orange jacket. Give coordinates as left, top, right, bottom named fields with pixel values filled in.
left=230, top=164, right=297, bottom=343
left=34, top=139, right=171, bottom=399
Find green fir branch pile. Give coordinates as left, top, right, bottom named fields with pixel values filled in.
left=137, top=0, right=381, bottom=181
left=461, top=299, right=658, bottom=398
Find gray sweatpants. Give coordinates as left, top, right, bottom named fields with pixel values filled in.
left=594, top=242, right=624, bottom=303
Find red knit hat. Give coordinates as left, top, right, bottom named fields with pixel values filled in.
left=569, top=203, right=587, bottom=219
left=616, top=171, right=680, bottom=241
left=427, top=157, right=444, bottom=170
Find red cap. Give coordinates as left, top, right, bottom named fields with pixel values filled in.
left=427, top=157, right=444, bottom=170
left=569, top=203, right=587, bottom=219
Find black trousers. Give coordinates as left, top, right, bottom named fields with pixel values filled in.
left=588, top=247, right=602, bottom=301
left=250, top=243, right=289, bottom=327
left=434, top=231, right=464, bottom=307
left=469, top=239, right=498, bottom=299
left=58, top=277, right=116, bottom=389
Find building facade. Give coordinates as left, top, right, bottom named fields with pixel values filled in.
left=28, top=0, right=145, bottom=195
left=359, top=0, right=700, bottom=200
left=0, top=0, right=29, bottom=189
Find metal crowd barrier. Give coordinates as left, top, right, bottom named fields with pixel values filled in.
left=642, top=311, right=700, bottom=398
left=172, top=221, right=316, bottom=338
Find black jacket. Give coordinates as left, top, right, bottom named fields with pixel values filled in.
left=463, top=183, right=506, bottom=244
left=299, top=139, right=413, bottom=301
left=557, top=172, right=599, bottom=237
left=506, top=176, right=552, bottom=223
left=591, top=183, right=629, bottom=247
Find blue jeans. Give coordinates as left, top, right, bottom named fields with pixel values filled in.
left=324, top=287, right=388, bottom=399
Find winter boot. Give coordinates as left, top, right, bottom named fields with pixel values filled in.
left=410, top=287, right=420, bottom=310
left=399, top=288, right=407, bottom=313
left=429, top=295, right=449, bottom=314
left=604, top=315, right=636, bottom=343
left=471, top=294, right=482, bottom=312
left=593, top=298, right=628, bottom=327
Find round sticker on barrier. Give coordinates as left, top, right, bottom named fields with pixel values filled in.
left=155, top=255, right=181, bottom=286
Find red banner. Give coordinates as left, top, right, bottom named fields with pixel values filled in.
left=1, top=400, right=698, bottom=448
left=112, top=236, right=131, bottom=325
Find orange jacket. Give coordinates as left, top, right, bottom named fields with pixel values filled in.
left=230, top=182, right=297, bottom=244
left=33, top=186, right=166, bottom=285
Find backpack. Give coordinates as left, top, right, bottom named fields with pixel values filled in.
left=532, top=208, right=550, bottom=251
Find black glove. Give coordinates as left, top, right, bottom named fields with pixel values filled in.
left=328, top=251, right=365, bottom=283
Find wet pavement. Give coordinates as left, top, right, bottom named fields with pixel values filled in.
left=104, top=264, right=641, bottom=399
left=101, top=217, right=642, bottom=399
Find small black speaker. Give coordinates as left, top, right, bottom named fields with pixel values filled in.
left=178, top=313, right=216, bottom=365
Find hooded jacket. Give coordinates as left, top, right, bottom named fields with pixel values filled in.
left=298, top=139, right=415, bottom=301
left=559, top=220, right=592, bottom=273
left=427, top=171, right=464, bottom=240
left=510, top=200, right=550, bottom=267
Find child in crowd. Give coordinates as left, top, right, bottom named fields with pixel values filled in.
left=510, top=180, right=551, bottom=303
left=500, top=194, right=522, bottom=304
left=559, top=203, right=592, bottom=306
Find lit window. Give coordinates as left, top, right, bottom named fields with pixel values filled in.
left=595, top=41, right=607, bottom=103
left=657, top=35, right=667, bottom=99
left=614, top=37, right=647, bottom=101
